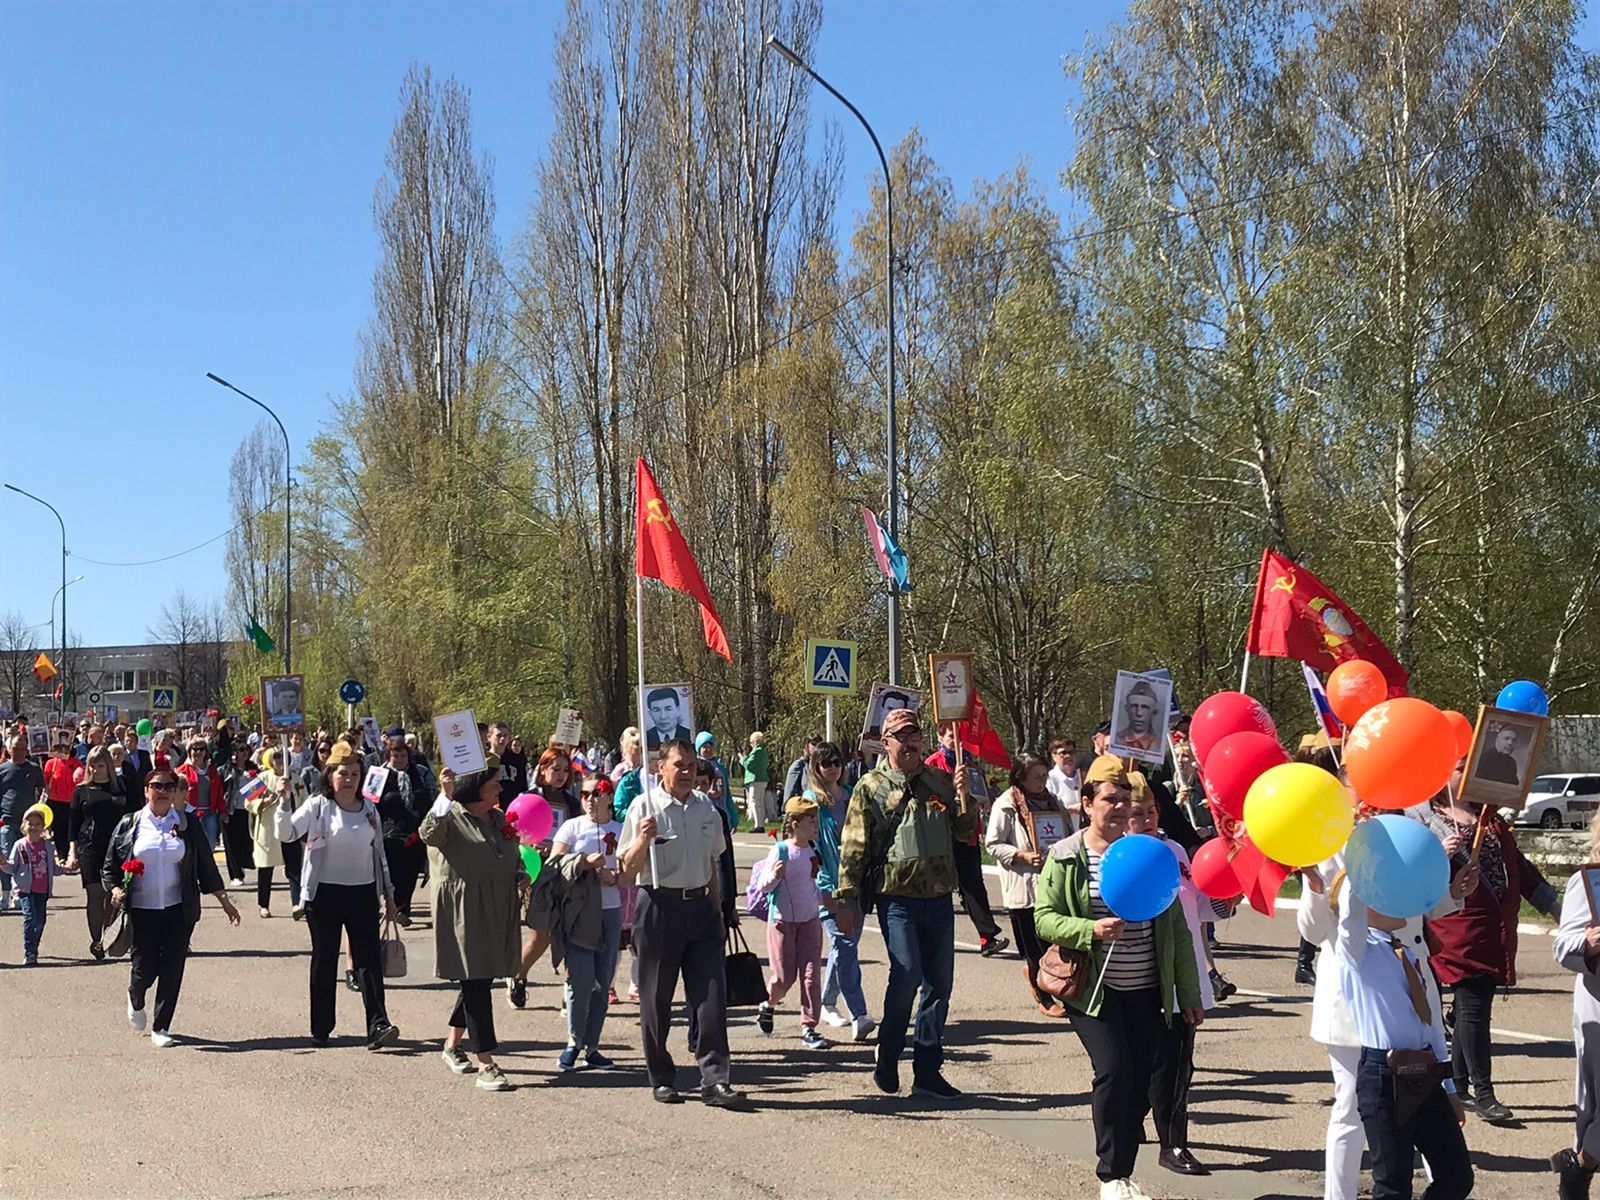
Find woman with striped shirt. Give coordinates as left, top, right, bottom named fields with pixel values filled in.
left=1034, top=755, right=1203, bottom=1200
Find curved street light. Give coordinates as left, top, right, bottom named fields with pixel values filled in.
left=5, top=483, right=69, bottom=714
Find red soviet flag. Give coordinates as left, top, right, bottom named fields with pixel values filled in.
left=1246, top=548, right=1408, bottom=697
left=635, top=458, right=731, bottom=662
left=958, top=690, right=1012, bottom=770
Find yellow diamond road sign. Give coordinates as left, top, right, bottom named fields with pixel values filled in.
left=804, top=638, right=857, bottom=695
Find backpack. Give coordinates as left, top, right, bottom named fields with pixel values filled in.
left=744, top=841, right=789, bottom=921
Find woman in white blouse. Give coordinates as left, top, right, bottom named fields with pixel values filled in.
left=276, top=741, right=400, bottom=1049
left=104, top=762, right=241, bottom=1047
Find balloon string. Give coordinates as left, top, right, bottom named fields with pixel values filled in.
left=1086, top=941, right=1117, bottom=1012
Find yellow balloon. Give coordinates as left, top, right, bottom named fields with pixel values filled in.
left=1242, top=762, right=1352, bottom=868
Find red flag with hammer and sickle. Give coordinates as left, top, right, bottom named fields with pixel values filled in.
left=635, top=458, right=732, bottom=661
left=1246, top=548, right=1408, bottom=697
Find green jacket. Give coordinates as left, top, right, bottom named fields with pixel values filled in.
left=741, top=745, right=769, bottom=785
left=1033, top=830, right=1201, bottom=1021
left=835, top=763, right=978, bottom=904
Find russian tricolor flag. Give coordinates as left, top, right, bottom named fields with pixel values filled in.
left=1301, top=663, right=1345, bottom=740
left=861, top=506, right=910, bottom=593
left=239, top=772, right=267, bottom=803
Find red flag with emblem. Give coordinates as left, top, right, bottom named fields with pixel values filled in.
left=635, top=458, right=731, bottom=661
left=1246, top=548, right=1408, bottom=697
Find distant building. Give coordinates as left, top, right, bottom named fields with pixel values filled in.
left=5, top=641, right=229, bottom=725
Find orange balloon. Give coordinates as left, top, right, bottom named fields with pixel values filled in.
left=1344, top=698, right=1457, bottom=811
left=1442, top=709, right=1474, bottom=759
left=1326, top=660, right=1388, bottom=727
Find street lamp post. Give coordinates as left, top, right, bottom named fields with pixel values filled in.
left=48, top=575, right=85, bottom=670
left=5, top=483, right=68, bottom=714
left=206, top=373, right=292, bottom=676
left=765, top=35, right=903, bottom=686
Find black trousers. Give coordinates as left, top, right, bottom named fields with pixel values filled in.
left=953, top=839, right=1001, bottom=940
left=1150, top=1015, right=1195, bottom=1149
left=128, top=904, right=195, bottom=1033
left=1071, top=986, right=1164, bottom=1182
left=1356, top=1048, right=1474, bottom=1200
left=1009, top=907, right=1047, bottom=994
left=384, top=837, right=425, bottom=917
left=48, top=802, right=70, bottom=859
left=222, top=812, right=253, bottom=881
left=448, top=978, right=498, bottom=1053
left=635, top=887, right=729, bottom=1089
left=1450, top=974, right=1498, bottom=1099
left=83, top=881, right=111, bottom=944
left=305, top=881, right=389, bottom=1039
left=281, top=838, right=304, bottom=906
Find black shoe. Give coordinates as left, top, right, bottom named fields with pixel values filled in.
left=311, top=1034, right=331, bottom=1047
left=1294, top=963, right=1316, bottom=985
left=89, top=941, right=105, bottom=961
left=345, top=969, right=359, bottom=993
left=507, top=977, right=527, bottom=1009
left=700, top=1082, right=748, bottom=1109
left=366, top=1021, right=400, bottom=1051
left=1475, top=1094, right=1515, bottom=1124
left=1553, top=1148, right=1596, bottom=1200
left=1159, top=1147, right=1211, bottom=1176
left=652, top=1085, right=683, bottom=1104
left=911, top=1075, right=962, bottom=1100
left=1209, top=969, right=1237, bottom=1001
left=979, top=934, right=1009, bottom=957
left=872, top=1047, right=900, bottom=1095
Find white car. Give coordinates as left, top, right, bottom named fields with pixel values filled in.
left=1503, top=774, right=1600, bottom=829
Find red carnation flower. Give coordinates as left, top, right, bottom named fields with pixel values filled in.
left=403, top=833, right=420, bottom=848
left=242, top=694, right=256, bottom=706
left=595, top=779, right=614, bottom=796
left=766, top=828, right=778, bottom=840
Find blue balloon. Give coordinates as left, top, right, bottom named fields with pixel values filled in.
left=1496, top=679, right=1549, bottom=717
left=1344, top=814, right=1450, bottom=919
left=1099, top=834, right=1181, bottom=922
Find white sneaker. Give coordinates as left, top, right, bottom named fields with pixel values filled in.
left=852, top=1015, right=877, bottom=1042
left=820, top=1009, right=850, bottom=1028
left=150, top=1030, right=176, bottom=1048
left=127, top=998, right=147, bottom=1032
left=1099, top=1181, right=1139, bottom=1200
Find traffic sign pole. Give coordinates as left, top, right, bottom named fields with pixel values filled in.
left=825, top=696, right=835, bottom=743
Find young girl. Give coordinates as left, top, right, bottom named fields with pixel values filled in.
left=755, top=796, right=834, bottom=1049
left=9, top=806, right=66, bottom=965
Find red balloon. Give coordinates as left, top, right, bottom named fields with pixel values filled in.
left=1442, top=709, right=1474, bottom=759
left=1327, top=660, right=1388, bottom=727
left=1192, top=837, right=1244, bottom=900
left=1204, top=732, right=1292, bottom=821
left=1344, top=698, right=1457, bottom=811
left=1191, top=692, right=1278, bottom=765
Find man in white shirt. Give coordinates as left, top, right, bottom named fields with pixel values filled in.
left=1047, top=738, right=1081, bottom=815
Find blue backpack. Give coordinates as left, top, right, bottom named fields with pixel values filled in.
left=744, top=841, right=788, bottom=921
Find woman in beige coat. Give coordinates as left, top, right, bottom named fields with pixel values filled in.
left=419, top=763, right=528, bottom=1092
left=986, top=752, right=1075, bottom=1016
left=249, top=747, right=304, bottom=919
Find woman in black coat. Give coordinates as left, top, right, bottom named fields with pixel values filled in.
left=66, top=746, right=131, bottom=958
left=105, top=761, right=241, bottom=1045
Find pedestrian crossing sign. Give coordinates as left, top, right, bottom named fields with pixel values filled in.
left=804, top=638, right=858, bottom=695
left=149, top=687, right=177, bottom=712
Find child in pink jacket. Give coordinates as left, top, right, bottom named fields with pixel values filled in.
left=756, top=797, right=836, bottom=1048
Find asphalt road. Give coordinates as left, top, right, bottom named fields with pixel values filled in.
left=0, top=835, right=1580, bottom=1200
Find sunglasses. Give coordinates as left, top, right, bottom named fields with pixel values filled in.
left=148, top=779, right=180, bottom=792
left=818, top=757, right=844, bottom=768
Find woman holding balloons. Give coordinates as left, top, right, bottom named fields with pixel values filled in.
left=1035, top=755, right=1201, bottom=1199
left=503, top=751, right=569, bottom=1009
left=1417, top=762, right=1559, bottom=1124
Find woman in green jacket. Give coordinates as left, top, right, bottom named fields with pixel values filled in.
left=741, top=731, right=770, bottom=829
left=1034, top=756, right=1203, bottom=1200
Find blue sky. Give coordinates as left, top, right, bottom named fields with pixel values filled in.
left=2, top=0, right=1593, bottom=650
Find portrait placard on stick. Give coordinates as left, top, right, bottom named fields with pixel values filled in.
left=859, top=682, right=922, bottom=756
left=928, top=653, right=975, bottom=724
left=433, top=709, right=486, bottom=775
left=555, top=707, right=584, bottom=747
left=1109, top=670, right=1175, bottom=767
left=1458, top=705, right=1548, bottom=812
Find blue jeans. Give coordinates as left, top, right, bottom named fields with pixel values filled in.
left=821, top=909, right=869, bottom=1019
left=196, top=812, right=219, bottom=850
left=1355, top=1048, right=1473, bottom=1200
left=878, top=894, right=955, bottom=1082
left=18, top=892, right=48, bottom=960
left=566, top=906, right=622, bottom=1049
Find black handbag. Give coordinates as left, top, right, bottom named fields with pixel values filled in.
left=723, top=926, right=768, bottom=1007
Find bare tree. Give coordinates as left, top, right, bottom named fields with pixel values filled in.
left=0, top=610, right=40, bottom=718
left=148, top=592, right=229, bottom=712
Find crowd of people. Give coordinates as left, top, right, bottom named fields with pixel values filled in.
left=1, top=704, right=1596, bottom=1199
